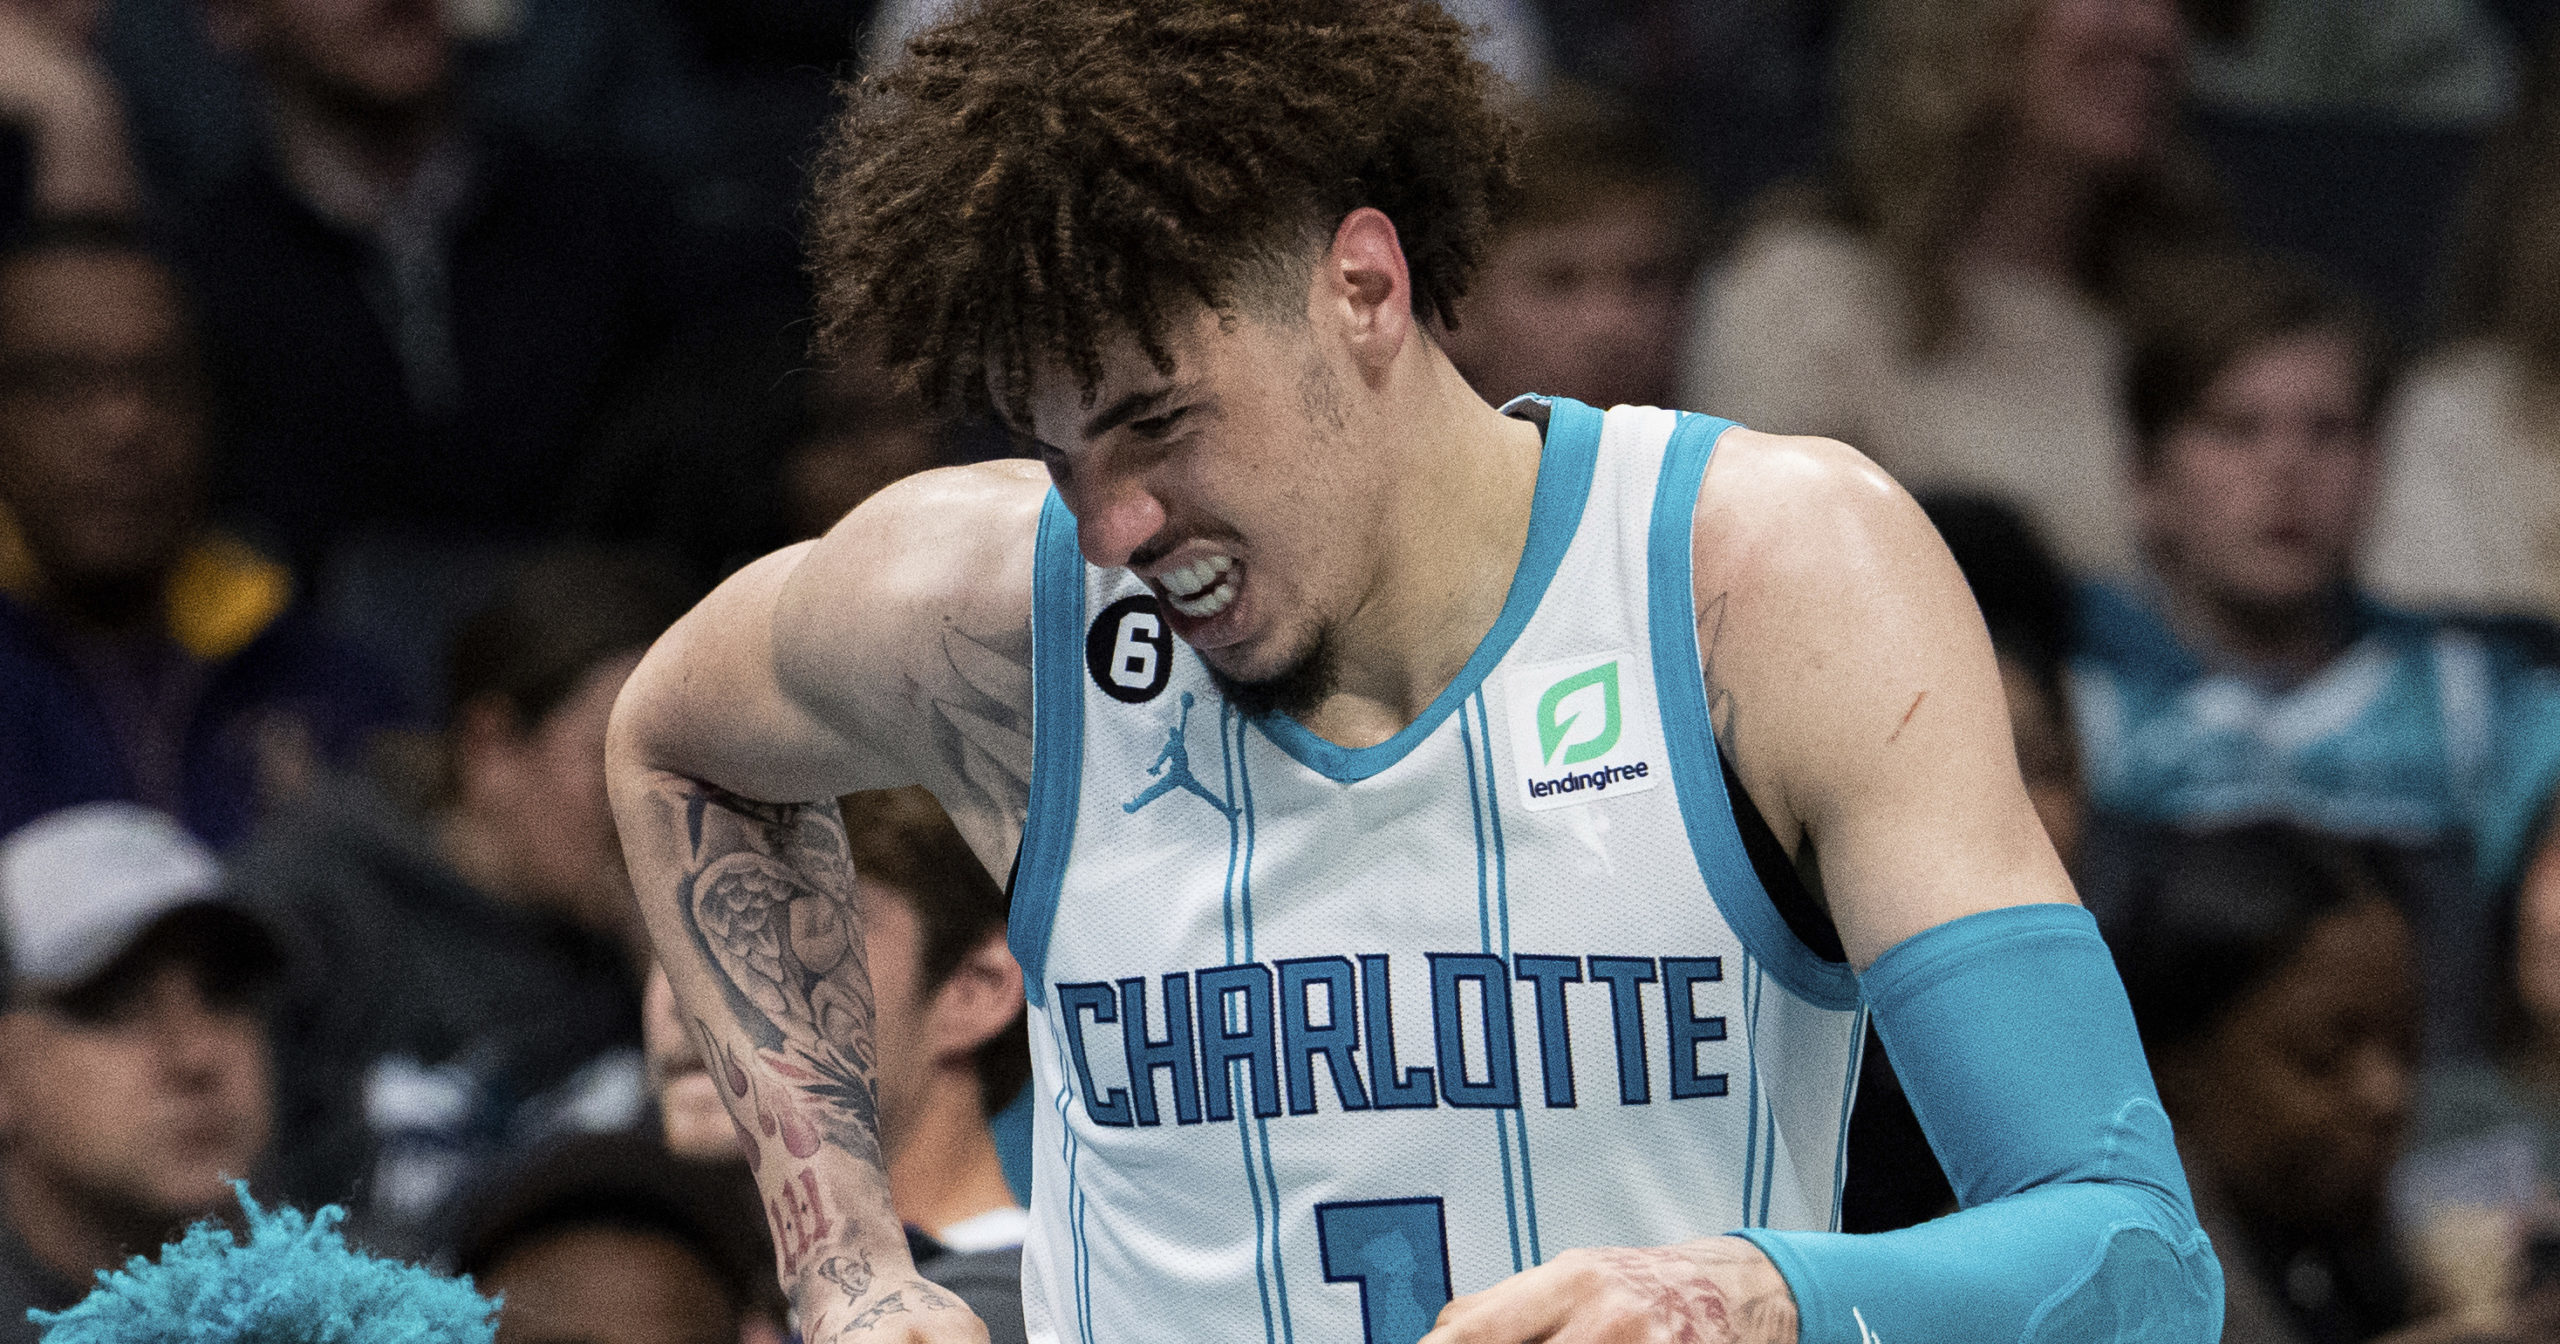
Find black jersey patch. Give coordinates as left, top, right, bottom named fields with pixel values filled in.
left=1087, top=594, right=1173, bottom=703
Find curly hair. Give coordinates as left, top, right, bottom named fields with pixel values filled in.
left=31, top=1185, right=497, bottom=1344
left=808, top=0, right=1521, bottom=423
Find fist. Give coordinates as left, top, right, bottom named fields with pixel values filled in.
left=1420, top=1237, right=1800, bottom=1344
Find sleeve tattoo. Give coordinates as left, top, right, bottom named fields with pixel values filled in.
left=675, top=787, right=882, bottom=1166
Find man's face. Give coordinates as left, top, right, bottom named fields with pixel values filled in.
left=1444, top=191, right=1693, bottom=410
left=0, top=249, right=204, bottom=603
left=1029, top=305, right=1390, bottom=704
left=2139, top=330, right=2378, bottom=615
left=464, top=652, right=646, bottom=939
left=227, top=0, right=448, bottom=116
left=0, top=961, right=273, bottom=1228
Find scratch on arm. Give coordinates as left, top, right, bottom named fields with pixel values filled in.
left=1887, top=690, right=1928, bottom=743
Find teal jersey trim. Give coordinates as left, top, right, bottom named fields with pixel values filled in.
left=1252, top=395, right=1605, bottom=782
left=1011, top=490, right=1088, bottom=1010
left=1645, top=412, right=1862, bottom=1011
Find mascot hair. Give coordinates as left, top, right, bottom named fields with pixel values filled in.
left=29, top=1184, right=497, bottom=1344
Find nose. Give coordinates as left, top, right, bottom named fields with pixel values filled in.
left=1070, top=466, right=1169, bottom=571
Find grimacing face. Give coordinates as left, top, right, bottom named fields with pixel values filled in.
left=1028, top=303, right=1394, bottom=701
left=0, top=963, right=273, bottom=1229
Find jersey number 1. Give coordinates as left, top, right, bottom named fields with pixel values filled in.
left=1315, top=1198, right=1453, bottom=1344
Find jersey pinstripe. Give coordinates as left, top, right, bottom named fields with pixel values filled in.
left=1006, top=396, right=1866, bottom=1344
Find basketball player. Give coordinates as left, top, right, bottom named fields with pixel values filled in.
left=606, top=3, right=2222, bottom=1341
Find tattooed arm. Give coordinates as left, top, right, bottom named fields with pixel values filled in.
left=610, top=462, right=1047, bottom=1341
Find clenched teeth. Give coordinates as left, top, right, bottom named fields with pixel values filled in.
left=1161, top=554, right=1235, bottom=598
left=1167, top=562, right=1238, bottom=618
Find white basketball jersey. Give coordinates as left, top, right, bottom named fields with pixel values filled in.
left=1009, top=397, right=1867, bottom=1344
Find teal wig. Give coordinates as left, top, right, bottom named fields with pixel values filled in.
left=31, top=1185, right=497, bottom=1344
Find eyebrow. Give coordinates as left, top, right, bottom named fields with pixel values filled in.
left=1081, top=383, right=1180, bottom=442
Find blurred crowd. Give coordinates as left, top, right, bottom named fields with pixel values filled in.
left=6, top=0, right=2560, bottom=1340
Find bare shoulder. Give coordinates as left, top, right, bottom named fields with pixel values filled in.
left=1683, top=428, right=2062, bottom=965
left=1689, top=428, right=1958, bottom=629
left=776, top=459, right=1052, bottom=869
left=777, top=459, right=1050, bottom=681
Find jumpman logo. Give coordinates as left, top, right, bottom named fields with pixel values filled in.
left=1125, top=691, right=1237, bottom=818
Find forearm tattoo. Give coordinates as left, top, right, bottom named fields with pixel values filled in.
left=673, top=784, right=882, bottom=1167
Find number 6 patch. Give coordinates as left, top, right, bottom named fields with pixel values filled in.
left=1086, top=594, right=1173, bottom=703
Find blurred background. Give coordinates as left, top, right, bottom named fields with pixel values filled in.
left=6, top=0, right=2560, bottom=1340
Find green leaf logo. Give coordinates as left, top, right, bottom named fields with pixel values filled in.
left=1536, top=661, right=1621, bottom=765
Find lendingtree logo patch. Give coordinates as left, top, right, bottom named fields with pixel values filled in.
left=1537, top=661, right=1622, bottom=765
left=1506, top=650, right=1663, bottom=811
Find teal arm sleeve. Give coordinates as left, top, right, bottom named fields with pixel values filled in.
left=1734, top=903, right=2223, bottom=1344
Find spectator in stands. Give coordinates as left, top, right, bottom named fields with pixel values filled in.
left=2109, top=824, right=2450, bottom=1343
left=2074, top=250, right=2560, bottom=1055
left=2394, top=779, right=2560, bottom=1336
left=0, top=803, right=282, bottom=1343
left=453, top=1134, right=784, bottom=1344
left=1686, top=0, right=2222, bottom=576
left=163, top=0, right=701, bottom=699
left=0, top=0, right=138, bottom=228
left=1440, top=86, right=1705, bottom=412
left=2074, top=250, right=2560, bottom=846
left=0, top=220, right=412, bottom=849
left=227, top=548, right=693, bottom=1255
left=639, top=786, right=1029, bottom=1343
left=863, top=0, right=1553, bottom=89
left=2366, top=32, right=2560, bottom=620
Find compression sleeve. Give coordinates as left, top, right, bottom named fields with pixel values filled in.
left=1733, top=902, right=2223, bottom=1344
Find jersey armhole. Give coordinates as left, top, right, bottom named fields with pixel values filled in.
left=1647, top=412, right=1863, bottom=1009
left=1009, top=489, right=1084, bottom=1010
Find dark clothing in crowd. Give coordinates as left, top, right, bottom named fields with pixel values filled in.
left=0, top=1220, right=82, bottom=1344
left=159, top=130, right=694, bottom=573
left=229, top=786, right=645, bottom=1255
left=0, top=545, right=414, bottom=849
left=2198, top=1182, right=2415, bottom=1344
left=917, top=1243, right=1029, bottom=1344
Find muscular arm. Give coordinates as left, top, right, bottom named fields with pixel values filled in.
left=608, top=462, right=1048, bottom=1339
left=1430, top=432, right=2216, bottom=1344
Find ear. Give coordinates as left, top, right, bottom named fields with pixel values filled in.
left=1314, top=207, right=1415, bottom=379
left=927, top=928, right=1025, bottom=1063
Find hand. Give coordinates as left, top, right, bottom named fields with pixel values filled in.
left=799, top=1261, right=990, bottom=1344
left=1421, top=1237, right=1799, bottom=1344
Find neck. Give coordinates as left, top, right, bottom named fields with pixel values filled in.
left=268, top=81, right=450, bottom=228
left=2152, top=569, right=2354, bottom=679
left=884, top=1077, right=1017, bottom=1239
left=1962, top=142, right=2100, bottom=281
left=1, top=1155, right=167, bottom=1287
left=1297, top=349, right=1543, bottom=748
